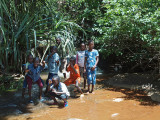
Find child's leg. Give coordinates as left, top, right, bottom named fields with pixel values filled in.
left=87, top=84, right=90, bottom=93
left=49, top=92, right=59, bottom=103
left=75, top=79, right=83, bottom=94
left=64, top=78, right=74, bottom=86
left=36, top=78, right=43, bottom=100
left=22, top=78, right=28, bottom=98
left=87, top=68, right=92, bottom=92
left=26, top=76, right=33, bottom=101
left=91, top=69, right=96, bottom=93
left=60, top=94, right=68, bottom=107
left=83, top=73, right=87, bottom=89
left=91, top=84, right=95, bottom=93
left=40, top=78, right=44, bottom=86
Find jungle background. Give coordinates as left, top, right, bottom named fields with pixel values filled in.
left=0, top=0, right=160, bottom=92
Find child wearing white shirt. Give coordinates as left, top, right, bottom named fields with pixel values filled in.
left=76, top=43, right=86, bottom=89
left=48, top=75, right=70, bottom=107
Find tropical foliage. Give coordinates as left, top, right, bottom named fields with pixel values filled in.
left=0, top=0, right=160, bottom=72
left=0, top=0, right=83, bottom=72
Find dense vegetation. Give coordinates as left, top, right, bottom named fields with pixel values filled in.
left=0, top=0, right=160, bottom=73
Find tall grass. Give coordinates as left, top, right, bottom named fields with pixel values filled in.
left=0, top=0, right=85, bottom=72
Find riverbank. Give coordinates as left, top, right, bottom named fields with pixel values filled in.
left=0, top=72, right=160, bottom=120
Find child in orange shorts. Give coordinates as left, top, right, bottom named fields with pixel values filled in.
left=64, top=56, right=84, bottom=97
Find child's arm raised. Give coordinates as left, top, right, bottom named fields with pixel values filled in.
left=40, top=61, right=45, bottom=68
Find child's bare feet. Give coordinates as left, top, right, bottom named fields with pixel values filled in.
left=86, top=91, right=90, bottom=94
left=91, top=92, right=95, bottom=94
left=90, top=90, right=95, bottom=94
left=80, top=94, right=84, bottom=98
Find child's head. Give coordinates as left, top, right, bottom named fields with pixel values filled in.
left=33, top=57, right=40, bottom=68
left=27, top=54, right=33, bottom=63
left=56, top=37, right=61, bottom=45
left=80, top=43, right=85, bottom=51
left=70, top=56, right=76, bottom=65
left=50, top=46, right=57, bottom=54
left=88, top=40, right=94, bottom=50
left=52, top=75, right=60, bottom=86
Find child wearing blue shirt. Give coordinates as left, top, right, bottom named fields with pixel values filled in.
left=84, top=40, right=99, bottom=94
left=26, top=57, right=45, bottom=103
left=45, top=46, right=60, bottom=93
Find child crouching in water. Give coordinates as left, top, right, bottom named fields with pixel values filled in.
left=26, top=57, right=45, bottom=103
left=64, top=56, right=84, bottom=97
left=48, top=75, right=70, bottom=107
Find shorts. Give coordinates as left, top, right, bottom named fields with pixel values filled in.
left=23, top=76, right=44, bottom=88
left=86, top=67, right=97, bottom=85
left=26, top=76, right=43, bottom=90
left=49, top=91, right=68, bottom=99
left=46, top=73, right=58, bottom=85
left=64, top=77, right=81, bottom=86
left=59, top=58, right=67, bottom=73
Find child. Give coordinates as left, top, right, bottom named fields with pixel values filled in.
left=64, top=57, right=84, bottom=97
left=22, top=54, right=33, bottom=99
left=48, top=75, right=70, bottom=107
left=84, top=40, right=99, bottom=94
left=45, top=46, right=59, bottom=93
left=56, top=37, right=67, bottom=79
left=76, top=43, right=86, bottom=89
left=26, top=57, right=45, bottom=103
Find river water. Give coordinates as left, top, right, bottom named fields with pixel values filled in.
left=0, top=70, right=160, bottom=120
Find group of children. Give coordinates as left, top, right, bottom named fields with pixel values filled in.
left=21, top=39, right=99, bottom=107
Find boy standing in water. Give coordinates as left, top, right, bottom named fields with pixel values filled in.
left=84, top=40, right=99, bottom=94
left=22, top=54, right=33, bottom=99
left=64, top=57, right=84, bottom=97
left=45, top=46, right=59, bottom=93
left=48, top=75, right=70, bottom=107
left=26, top=57, right=45, bottom=103
left=76, top=43, right=86, bottom=89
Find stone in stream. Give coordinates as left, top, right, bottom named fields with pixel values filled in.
left=111, top=113, right=119, bottom=118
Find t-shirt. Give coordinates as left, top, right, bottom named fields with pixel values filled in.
left=25, top=62, right=31, bottom=69
left=50, top=82, right=70, bottom=96
left=85, top=49, right=99, bottom=68
left=67, top=64, right=80, bottom=79
left=45, top=53, right=59, bottom=74
left=27, top=64, right=44, bottom=82
left=76, top=51, right=85, bottom=67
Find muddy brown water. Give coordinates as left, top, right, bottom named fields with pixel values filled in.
left=1, top=73, right=160, bottom=120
